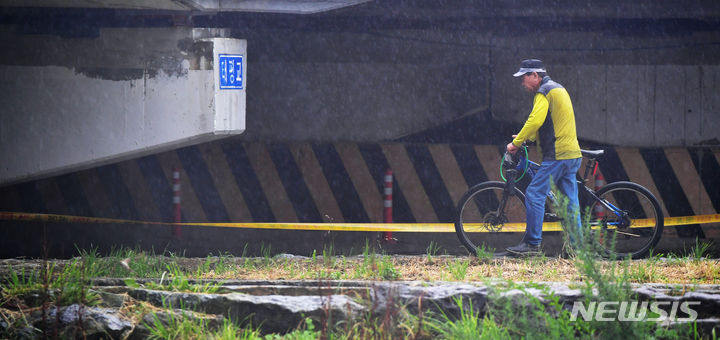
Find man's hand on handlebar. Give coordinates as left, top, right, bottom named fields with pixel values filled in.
left=506, top=135, right=519, bottom=154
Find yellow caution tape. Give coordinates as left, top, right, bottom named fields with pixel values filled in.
left=0, top=211, right=162, bottom=226
left=0, top=212, right=718, bottom=233
left=665, top=214, right=720, bottom=226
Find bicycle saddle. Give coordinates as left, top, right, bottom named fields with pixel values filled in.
left=581, top=149, right=604, bottom=159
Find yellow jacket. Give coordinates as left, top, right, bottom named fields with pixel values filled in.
left=512, top=76, right=581, bottom=161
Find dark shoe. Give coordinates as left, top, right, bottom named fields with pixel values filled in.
left=506, top=242, right=542, bottom=256
left=543, top=212, right=561, bottom=222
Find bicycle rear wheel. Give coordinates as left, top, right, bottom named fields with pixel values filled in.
left=455, top=181, right=526, bottom=255
left=588, top=181, right=664, bottom=259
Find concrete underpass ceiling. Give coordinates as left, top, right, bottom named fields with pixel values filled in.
left=1, top=0, right=719, bottom=19
left=0, top=0, right=373, bottom=14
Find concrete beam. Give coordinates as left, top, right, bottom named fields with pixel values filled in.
left=0, top=27, right=246, bottom=185
left=0, top=0, right=372, bottom=14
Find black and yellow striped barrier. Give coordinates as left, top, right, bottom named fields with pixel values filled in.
left=1, top=143, right=718, bottom=241
left=2, top=211, right=718, bottom=233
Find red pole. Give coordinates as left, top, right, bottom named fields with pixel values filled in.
left=594, top=171, right=606, bottom=219
left=383, top=169, right=395, bottom=243
left=173, top=168, right=182, bottom=238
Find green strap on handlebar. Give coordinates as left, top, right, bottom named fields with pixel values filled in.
left=500, top=146, right=529, bottom=183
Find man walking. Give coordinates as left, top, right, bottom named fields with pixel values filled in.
left=505, top=59, right=582, bottom=255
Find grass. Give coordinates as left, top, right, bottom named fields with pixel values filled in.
left=224, top=255, right=717, bottom=284
left=687, top=238, right=714, bottom=261
left=426, top=297, right=495, bottom=339
left=448, top=258, right=470, bottom=281
left=145, top=298, right=259, bottom=340
left=474, top=244, right=495, bottom=261
left=483, top=285, right=586, bottom=340
left=52, top=257, right=102, bottom=307
left=351, top=242, right=400, bottom=280
left=0, top=266, right=43, bottom=297
left=425, top=241, right=441, bottom=264
left=3, top=252, right=717, bottom=285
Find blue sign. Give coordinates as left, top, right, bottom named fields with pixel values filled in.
left=219, top=54, right=243, bottom=89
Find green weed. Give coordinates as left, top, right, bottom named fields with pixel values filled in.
left=196, top=255, right=213, bottom=276
left=322, top=243, right=336, bottom=267
left=448, top=258, right=470, bottom=281
left=688, top=237, right=714, bottom=261
left=77, top=246, right=168, bottom=278
left=628, top=253, right=663, bottom=283
left=147, top=299, right=263, bottom=340
left=552, top=189, right=700, bottom=339
left=52, top=257, right=101, bottom=306
left=146, top=298, right=206, bottom=340
left=258, top=243, right=274, bottom=267
left=195, top=252, right=234, bottom=276
left=127, top=262, right=222, bottom=294
left=426, top=241, right=441, bottom=263
left=378, top=255, right=399, bottom=280
left=0, top=266, right=43, bottom=298
left=474, top=244, right=495, bottom=261
left=352, top=241, right=399, bottom=280
left=211, top=318, right=262, bottom=340
left=427, top=297, right=503, bottom=339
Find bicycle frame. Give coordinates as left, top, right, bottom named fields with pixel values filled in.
left=510, top=151, right=626, bottom=228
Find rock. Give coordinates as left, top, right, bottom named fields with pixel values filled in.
left=27, top=304, right=134, bottom=340
left=369, top=282, right=489, bottom=318
left=93, top=289, right=127, bottom=308
left=679, top=292, right=720, bottom=319
left=275, top=253, right=309, bottom=260
left=128, top=288, right=365, bottom=334
left=634, top=285, right=672, bottom=300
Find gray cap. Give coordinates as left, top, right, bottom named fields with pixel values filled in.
left=513, top=59, right=546, bottom=77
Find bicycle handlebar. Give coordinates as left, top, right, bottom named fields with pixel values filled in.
left=500, top=143, right=529, bottom=183
left=502, top=151, right=519, bottom=168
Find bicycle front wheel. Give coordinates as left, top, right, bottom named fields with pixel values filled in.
left=455, top=181, right=526, bottom=255
left=588, top=181, right=664, bottom=259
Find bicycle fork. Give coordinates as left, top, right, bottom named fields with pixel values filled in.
left=497, top=169, right=519, bottom=217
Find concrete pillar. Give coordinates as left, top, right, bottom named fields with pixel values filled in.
left=0, top=27, right=246, bottom=185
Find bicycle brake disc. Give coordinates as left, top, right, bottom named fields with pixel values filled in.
left=617, top=211, right=632, bottom=229
left=482, top=212, right=505, bottom=232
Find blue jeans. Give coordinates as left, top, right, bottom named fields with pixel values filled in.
left=523, top=158, right=582, bottom=246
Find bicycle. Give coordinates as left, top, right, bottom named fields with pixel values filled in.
left=454, top=144, right=664, bottom=259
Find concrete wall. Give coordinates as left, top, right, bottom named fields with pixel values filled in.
left=241, top=30, right=490, bottom=142
left=490, top=30, right=720, bottom=147
left=2, top=8, right=720, bottom=184
left=217, top=24, right=720, bottom=146
left=495, top=64, right=720, bottom=146
left=0, top=27, right=246, bottom=185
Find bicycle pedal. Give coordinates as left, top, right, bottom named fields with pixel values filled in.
left=543, top=213, right=562, bottom=222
